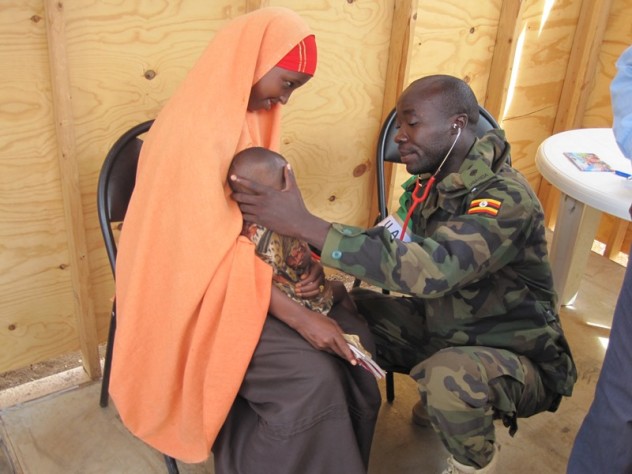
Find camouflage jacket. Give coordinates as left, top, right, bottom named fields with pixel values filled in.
left=321, top=130, right=576, bottom=398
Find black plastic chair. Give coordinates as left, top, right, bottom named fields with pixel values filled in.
left=364, top=105, right=505, bottom=403
left=96, top=119, right=180, bottom=474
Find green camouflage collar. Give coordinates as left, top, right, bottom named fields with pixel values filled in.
left=397, top=130, right=510, bottom=220
left=440, top=129, right=510, bottom=192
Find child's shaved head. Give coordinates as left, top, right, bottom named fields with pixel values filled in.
left=229, top=146, right=287, bottom=193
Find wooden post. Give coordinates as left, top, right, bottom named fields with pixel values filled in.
left=381, top=0, right=419, bottom=117
left=368, top=0, right=419, bottom=225
left=540, top=182, right=560, bottom=230
left=553, top=0, right=613, bottom=133
left=484, top=0, right=524, bottom=124
left=605, top=220, right=628, bottom=259
left=44, top=0, right=101, bottom=379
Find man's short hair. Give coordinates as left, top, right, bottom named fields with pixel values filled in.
left=411, top=75, right=480, bottom=125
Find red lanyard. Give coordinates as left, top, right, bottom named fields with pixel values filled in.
left=400, top=175, right=435, bottom=239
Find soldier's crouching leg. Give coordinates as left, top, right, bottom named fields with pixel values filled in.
left=410, top=346, right=550, bottom=469
left=350, top=288, right=428, bottom=370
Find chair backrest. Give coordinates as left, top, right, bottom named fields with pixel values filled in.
left=97, top=120, right=154, bottom=275
left=376, top=105, right=505, bottom=220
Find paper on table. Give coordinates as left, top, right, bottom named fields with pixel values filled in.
left=563, top=152, right=613, bottom=172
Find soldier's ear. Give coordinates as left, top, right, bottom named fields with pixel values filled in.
left=452, top=114, right=468, bottom=131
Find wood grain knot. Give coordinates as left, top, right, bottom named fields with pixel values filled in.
left=353, top=163, right=368, bottom=177
left=144, top=69, right=157, bottom=80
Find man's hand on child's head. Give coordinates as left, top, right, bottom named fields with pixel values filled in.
left=231, top=164, right=308, bottom=237
left=231, top=164, right=332, bottom=250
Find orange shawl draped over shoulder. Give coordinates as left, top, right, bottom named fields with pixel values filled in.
left=110, top=7, right=312, bottom=463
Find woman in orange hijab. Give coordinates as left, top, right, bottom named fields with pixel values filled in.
left=110, top=7, right=380, bottom=473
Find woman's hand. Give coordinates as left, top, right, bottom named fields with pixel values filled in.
left=269, top=286, right=357, bottom=365
left=295, top=260, right=326, bottom=298
left=293, top=310, right=357, bottom=365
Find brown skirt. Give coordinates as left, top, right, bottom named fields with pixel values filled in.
left=213, top=305, right=382, bottom=474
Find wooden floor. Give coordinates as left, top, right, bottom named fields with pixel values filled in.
left=0, top=248, right=625, bottom=474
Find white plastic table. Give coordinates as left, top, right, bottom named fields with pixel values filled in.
left=535, top=128, right=632, bottom=307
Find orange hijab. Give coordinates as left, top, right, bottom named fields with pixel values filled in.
left=110, top=7, right=314, bottom=462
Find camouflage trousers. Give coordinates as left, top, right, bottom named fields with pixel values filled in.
left=351, top=288, right=554, bottom=468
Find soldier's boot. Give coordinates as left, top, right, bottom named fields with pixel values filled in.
left=411, top=400, right=432, bottom=427
left=442, top=443, right=500, bottom=474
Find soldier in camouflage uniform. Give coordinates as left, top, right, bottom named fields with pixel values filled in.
left=232, top=74, right=577, bottom=474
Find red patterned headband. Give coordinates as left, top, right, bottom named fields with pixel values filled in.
left=275, top=35, right=317, bottom=76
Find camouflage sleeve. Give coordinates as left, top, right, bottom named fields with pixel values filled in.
left=321, top=180, right=541, bottom=297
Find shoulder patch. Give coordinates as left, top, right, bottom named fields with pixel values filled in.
left=467, top=198, right=501, bottom=216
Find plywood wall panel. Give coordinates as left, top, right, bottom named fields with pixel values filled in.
left=582, top=0, right=632, bottom=128
left=64, top=0, right=243, bottom=198
left=500, top=0, right=581, bottom=193
left=272, top=0, right=394, bottom=228
left=0, top=1, right=79, bottom=371
left=409, top=0, right=501, bottom=98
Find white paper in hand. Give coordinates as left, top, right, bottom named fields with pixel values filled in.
left=343, top=334, right=387, bottom=380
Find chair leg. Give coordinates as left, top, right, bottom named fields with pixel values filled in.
left=386, top=371, right=395, bottom=403
left=164, top=455, right=179, bottom=474
left=99, top=302, right=117, bottom=408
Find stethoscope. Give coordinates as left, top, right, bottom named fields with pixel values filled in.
left=400, top=125, right=462, bottom=239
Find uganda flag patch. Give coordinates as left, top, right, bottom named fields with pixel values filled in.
left=467, top=198, right=501, bottom=216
